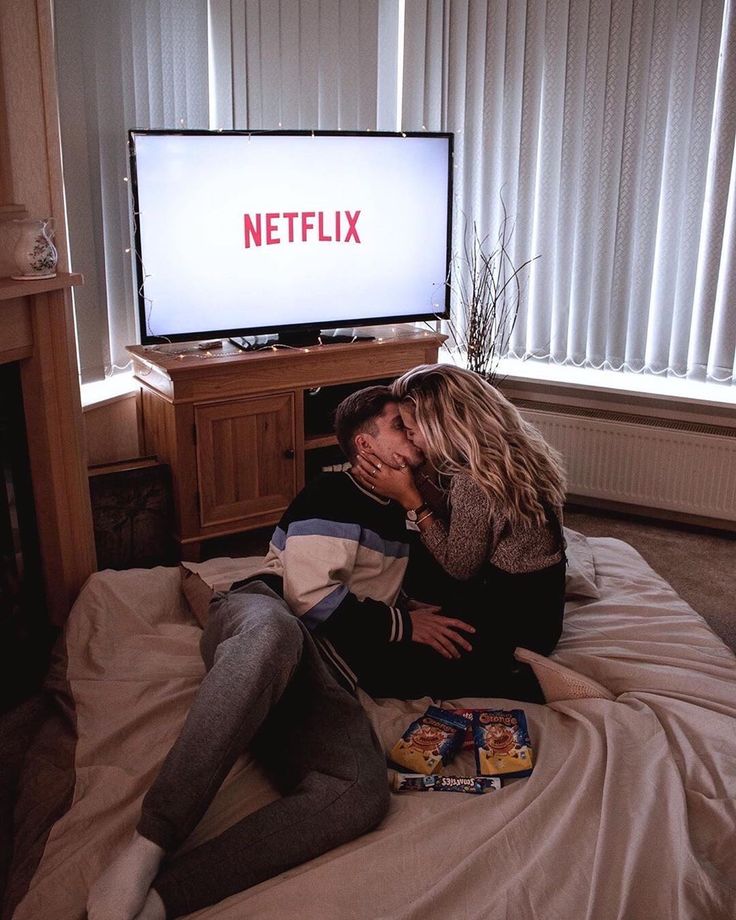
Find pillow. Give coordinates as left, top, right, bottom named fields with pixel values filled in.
left=563, top=528, right=600, bottom=599
left=180, top=557, right=268, bottom=626
left=180, top=565, right=215, bottom=627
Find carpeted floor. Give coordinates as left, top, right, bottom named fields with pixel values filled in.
left=0, top=694, right=48, bottom=906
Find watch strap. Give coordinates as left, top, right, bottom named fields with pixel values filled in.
left=406, top=503, right=429, bottom=522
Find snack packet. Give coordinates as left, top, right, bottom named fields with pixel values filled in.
left=447, top=708, right=477, bottom=750
left=389, top=706, right=469, bottom=775
left=473, top=709, right=534, bottom=778
left=391, top=773, right=501, bottom=794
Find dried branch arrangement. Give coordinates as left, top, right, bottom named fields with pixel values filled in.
left=443, top=204, right=538, bottom=383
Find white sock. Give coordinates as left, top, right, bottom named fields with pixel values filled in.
left=134, top=887, right=166, bottom=920
left=87, top=832, right=164, bottom=920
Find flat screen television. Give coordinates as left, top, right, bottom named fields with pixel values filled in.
left=128, top=129, right=453, bottom=346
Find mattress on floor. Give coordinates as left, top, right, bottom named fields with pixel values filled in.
left=5, top=535, right=736, bottom=920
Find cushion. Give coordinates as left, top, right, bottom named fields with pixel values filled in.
left=563, top=528, right=600, bottom=599
left=180, top=557, right=267, bottom=626
left=514, top=646, right=614, bottom=701
left=179, top=565, right=215, bottom=627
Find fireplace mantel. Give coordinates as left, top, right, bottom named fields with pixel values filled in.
left=0, top=272, right=82, bottom=300
left=1, top=272, right=96, bottom=624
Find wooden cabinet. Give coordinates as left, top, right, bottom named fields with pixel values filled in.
left=128, top=327, right=444, bottom=559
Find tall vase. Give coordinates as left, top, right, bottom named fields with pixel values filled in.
left=11, top=218, right=58, bottom=280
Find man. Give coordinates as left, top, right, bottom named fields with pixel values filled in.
left=86, top=386, right=476, bottom=920
left=253, top=384, right=479, bottom=696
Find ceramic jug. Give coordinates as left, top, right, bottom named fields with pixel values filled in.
left=12, top=217, right=58, bottom=280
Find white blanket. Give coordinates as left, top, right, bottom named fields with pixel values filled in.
left=11, top=537, right=736, bottom=920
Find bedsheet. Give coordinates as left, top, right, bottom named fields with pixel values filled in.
left=6, top=537, right=736, bottom=920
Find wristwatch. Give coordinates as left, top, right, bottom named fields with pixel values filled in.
left=406, top=503, right=429, bottom=522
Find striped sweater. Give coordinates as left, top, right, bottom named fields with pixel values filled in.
left=247, top=471, right=415, bottom=687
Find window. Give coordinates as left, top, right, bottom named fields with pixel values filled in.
left=402, top=0, right=735, bottom=387
left=56, top=0, right=735, bottom=389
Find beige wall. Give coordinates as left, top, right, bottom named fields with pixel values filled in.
left=84, top=392, right=143, bottom=466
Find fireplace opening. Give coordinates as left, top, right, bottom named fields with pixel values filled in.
left=0, top=362, right=57, bottom=712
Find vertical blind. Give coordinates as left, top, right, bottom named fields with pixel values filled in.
left=56, top=0, right=735, bottom=386
left=210, top=0, right=397, bottom=131
left=402, top=0, right=735, bottom=384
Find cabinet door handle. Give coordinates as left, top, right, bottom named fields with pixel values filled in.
left=284, top=448, right=295, bottom=459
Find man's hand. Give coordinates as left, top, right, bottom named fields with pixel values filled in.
left=407, top=601, right=475, bottom=659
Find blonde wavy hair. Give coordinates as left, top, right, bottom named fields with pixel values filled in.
left=391, top=364, right=566, bottom=527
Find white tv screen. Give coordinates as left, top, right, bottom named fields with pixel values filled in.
left=129, top=130, right=453, bottom=343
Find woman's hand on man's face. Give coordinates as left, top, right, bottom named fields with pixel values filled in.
left=352, top=450, right=422, bottom=507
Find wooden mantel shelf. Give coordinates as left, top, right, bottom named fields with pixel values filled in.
left=0, top=271, right=83, bottom=301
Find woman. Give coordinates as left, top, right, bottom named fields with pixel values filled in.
left=352, top=363, right=568, bottom=700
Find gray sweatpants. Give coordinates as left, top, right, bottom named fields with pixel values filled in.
left=138, top=581, right=390, bottom=918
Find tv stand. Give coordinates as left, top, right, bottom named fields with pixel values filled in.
left=128, top=326, right=445, bottom=560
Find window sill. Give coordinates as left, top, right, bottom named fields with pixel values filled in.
left=439, top=351, right=736, bottom=425
left=80, top=372, right=139, bottom=410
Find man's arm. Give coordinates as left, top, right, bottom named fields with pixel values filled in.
left=276, top=476, right=476, bottom=657
left=278, top=518, right=413, bottom=647
left=404, top=599, right=475, bottom=659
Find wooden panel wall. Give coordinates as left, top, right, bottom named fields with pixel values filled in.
left=0, top=0, right=67, bottom=274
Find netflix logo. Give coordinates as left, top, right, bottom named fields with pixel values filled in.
left=244, top=210, right=362, bottom=248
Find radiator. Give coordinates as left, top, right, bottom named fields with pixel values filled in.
left=516, top=403, right=736, bottom=524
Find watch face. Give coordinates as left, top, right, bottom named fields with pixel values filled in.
left=407, top=509, right=418, bottom=521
